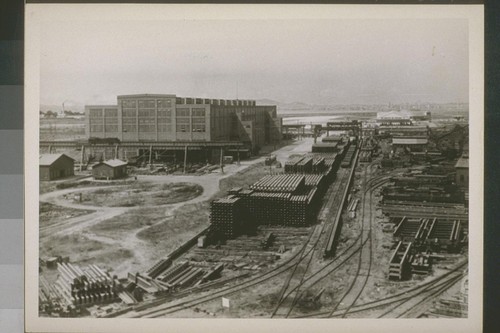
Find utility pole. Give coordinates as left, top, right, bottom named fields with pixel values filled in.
left=183, top=145, right=188, bottom=174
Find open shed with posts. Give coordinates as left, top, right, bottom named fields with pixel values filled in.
left=92, top=159, right=128, bottom=180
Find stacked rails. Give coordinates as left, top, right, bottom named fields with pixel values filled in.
left=381, top=201, right=468, bottom=219
left=304, top=174, right=328, bottom=200
left=127, top=273, right=165, bottom=294
left=393, top=217, right=424, bottom=243
left=248, top=191, right=291, bottom=225
left=210, top=196, right=245, bottom=238
left=284, top=156, right=314, bottom=174
left=381, top=186, right=465, bottom=204
left=296, top=157, right=313, bottom=173
left=145, top=258, right=172, bottom=279
left=284, top=156, right=305, bottom=173
left=426, top=219, right=463, bottom=251
left=392, top=174, right=452, bottom=187
left=250, top=174, right=305, bottom=193
left=303, top=152, right=340, bottom=181
left=321, top=135, right=344, bottom=143
left=288, top=187, right=320, bottom=226
left=312, top=142, right=339, bottom=153
left=55, top=263, right=116, bottom=307
left=341, top=144, right=357, bottom=168
left=312, top=156, right=326, bottom=173
left=389, top=241, right=413, bottom=280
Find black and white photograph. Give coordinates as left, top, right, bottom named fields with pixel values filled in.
left=24, top=4, right=483, bottom=333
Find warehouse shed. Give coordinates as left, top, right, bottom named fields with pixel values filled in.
left=40, top=153, right=75, bottom=181
left=92, top=159, right=128, bottom=180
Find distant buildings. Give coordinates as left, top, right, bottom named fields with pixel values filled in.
left=39, top=154, right=75, bottom=180
left=85, top=94, right=281, bottom=150
left=376, top=110, right=431, bottom=126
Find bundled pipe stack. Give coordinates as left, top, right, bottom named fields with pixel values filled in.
left=55, top=263, right=116, bottom=307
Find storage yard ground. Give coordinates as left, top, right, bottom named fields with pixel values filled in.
left=39, top=130, right=468, bottom=319
left=38, top=139, right=313, bottom=294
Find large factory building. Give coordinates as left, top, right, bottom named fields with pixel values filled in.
left=85, top=94, right=281, bottom=151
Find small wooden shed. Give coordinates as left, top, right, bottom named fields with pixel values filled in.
left=92, top=159, right=128, bottom=180
left=39, top=153, right=75, bottom=180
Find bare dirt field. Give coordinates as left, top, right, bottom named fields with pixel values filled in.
left=39, top=202, right=95, bottom=228
left=78, top=182, right=203, bottom=207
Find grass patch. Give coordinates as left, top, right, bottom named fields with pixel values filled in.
left=89, top=207, right=166, bottom=239
left=137, top=202, right=210, bottom=246
left=80, top=182, right=203, bottom=207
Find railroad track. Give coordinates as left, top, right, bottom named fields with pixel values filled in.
left=270, top=163, right=391, bottom=318
left=270, top=167, right=352, bottom=318
left=127, top=149, right=359, bottom=318
left=293, top=260, right=468, bottom=318
left=123, top=223, right=320, bottom=318
left=326, top=162, right=377, bottom=317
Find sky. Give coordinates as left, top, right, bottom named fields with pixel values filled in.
left=39, top=18, right=469, bottom=108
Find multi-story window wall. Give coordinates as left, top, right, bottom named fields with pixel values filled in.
left=86, top=95, right=278, bottom=145
left=157, top=99, right=173, bottom=133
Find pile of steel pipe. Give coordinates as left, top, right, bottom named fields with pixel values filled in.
left=55, top=263, right=115, bottom=307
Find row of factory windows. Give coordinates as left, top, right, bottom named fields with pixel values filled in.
left=90, top=123, right=206, bottom=133
left=89, top=108, right=206, bottom=118
left=91, top=117, right=205, bottom=125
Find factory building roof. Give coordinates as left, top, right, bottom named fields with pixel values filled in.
left=39, top=153, right=74, bottom=166
left=95, top=159, right=128, bottom=168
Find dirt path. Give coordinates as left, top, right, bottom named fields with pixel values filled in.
left=40, top=140, right=315, bottom=275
